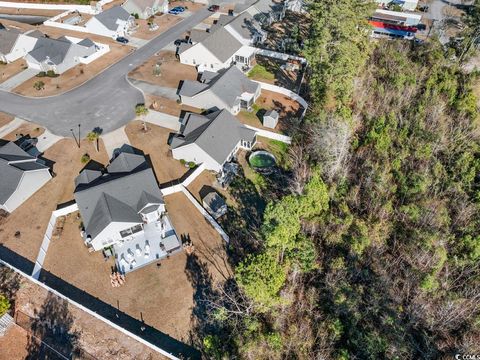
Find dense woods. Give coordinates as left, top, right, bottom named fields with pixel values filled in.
left=202, top=1, right=480, bottom=359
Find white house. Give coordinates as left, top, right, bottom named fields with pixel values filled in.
left=214, top=13, right=267, bottom=45
left=372, top=9, right=422, bottom=26
left=0, top=142, right=51, bottom=213
left=235, top=0, right=286, bottom=25
left=85, top=6, right=134, bottom=38
left=122, top=0, right=168, bottom=19
left=375, top=0, right=419, bottom=11
left=24, top=36, right=97, bottom=74
left=178, top=65, right=261, bottom=114
left=74, top=151, right=181, bottom=262
left=0, top=29, right=43, bottom=63
left=179, top=27, right=257, bottom=73
left=171, top=109, right=256, bottom=173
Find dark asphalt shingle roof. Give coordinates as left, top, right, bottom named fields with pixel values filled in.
left=28, top=37, right=72, bottom=65
left=0, top=142, right=49, bottom=204
left=74, top=153, right=164, bottom=240
left=94, top=6, right=131, bottom=31
left=179, top=66, right=260, bottom=108
left=78, top=38, right=95, bottom=48
left=200, top=27, right=243, bottom=63
left=0, top=28, right=21, bottom=55
left=171, top=109, right=256, bottom=165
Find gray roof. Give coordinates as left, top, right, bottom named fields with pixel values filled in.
left=0, top=28, right=21, bottom=55
left=188, top=29, right=210, bottom=43
left=0, top=142, right=49, bottom=204
left=234, top=0, right=257, bottom=14
left=107, top=152, right=146, bottom=173
left=74, top=152, right=164, bottom=240
left=28, top=37, right=72, bottom=65
left=202, top=191, right=226, bottom=212
left=264, top=109, right=279, bottom=119
left=200, top=70, right=220, bottom=83
left=178, top=42, right=193, bottom=54
left=171, top=109, right=256, bottom=165
left=200, top=27, right=243, bottom=63
left=25, top=30, right=45, bottom=39
left=213, top=13, right=262, bottom=40
left=94, top=6, right=131, bottom=31
left=78, top=38, right=95, bottom=48
left=179, top=66, right=260, bottom=108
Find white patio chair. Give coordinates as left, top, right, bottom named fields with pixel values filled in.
left=119, top=255, right=128, bottom=272
left=127, top=248, right=134, bottom=261
left=144, top=243, right=150, bottom=258
left=136, top=244, right=142, bottom=256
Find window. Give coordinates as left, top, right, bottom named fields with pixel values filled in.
left=120, top=224, right=143, bottom=238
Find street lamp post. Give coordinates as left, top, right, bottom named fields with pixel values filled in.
left=78, top=124, right=81, bottom=148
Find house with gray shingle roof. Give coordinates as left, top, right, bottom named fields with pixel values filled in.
left=179, top=26, right=257, bottom=73
left=85, top=6, right=134, bottom=38
left=179, top=65, right=261, bottom=114
left=213, top=13, right=267, bottom=45
left=0, top=28, right=42, bottom=63
left=74, top=151, right=181, bottom=261
left=25, top=36, right=97, bottom=74
left=236, top=0, right=286, bottom=25
left=122, top=0, right=168, bottom=19
left=171, top=109, right=256, bottom=173
left=0, top=141, right=51, bottom=213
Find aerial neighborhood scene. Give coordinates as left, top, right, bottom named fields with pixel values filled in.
left=0, top=0, right=479, bottom=358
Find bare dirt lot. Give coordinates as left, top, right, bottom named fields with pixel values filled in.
left=40, top=191, right=229, bottom=345
left=0, top=112, right=14, bottom=128
left=146, top=94, right=201, bottom=117
left=125, top=120, right=188, bottom=185
left=2, top=122, right=44, bottom=140
left=132, top=14, right=182, bottom=40
left=0, top=6, right=61, bottom=16
left=237, top=90, right=303, bottom=134
left=129, top=50, right=197, bottom=88
left=0, top=59, right=28, bottom=83
left=0, top=138, right=108, bottom=264
left=0, top=268, right=166, bottom=360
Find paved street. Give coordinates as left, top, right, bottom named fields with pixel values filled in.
left=0, top=9, right=211, bottom=136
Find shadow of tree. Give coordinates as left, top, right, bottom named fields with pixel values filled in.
left=25, top=292, right=80, bottom=359
left=0, top=265, right=21, bottom=312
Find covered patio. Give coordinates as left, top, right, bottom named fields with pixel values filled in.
left=114, top=215, right=182, bottom=274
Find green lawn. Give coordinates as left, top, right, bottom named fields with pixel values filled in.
left=248, top=64, right=275, bottom=81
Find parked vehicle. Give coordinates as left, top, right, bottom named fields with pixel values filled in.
left=116, top=37, right=129, bottom=44
left=208, top=5, right=220, bottom=12
left=169, top=6, right=185, bottom=14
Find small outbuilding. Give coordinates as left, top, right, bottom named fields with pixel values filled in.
left=263, top=110, right=279, bottom=129
left=202, top=191, right=227, bottom=219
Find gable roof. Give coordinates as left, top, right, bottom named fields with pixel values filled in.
left=200, top=27, right=243, bottom=63
left=0, top=28, right=21, bottom=55
left=28, top=37, right=72, bottom=65
left=94, top=6, right=131, bottom=31
left=179, top=66, right=260, bottom=108
left=74, top=152, right=164, bottom=240
left=78, top=38, right=95, bottom=48
left=171, top=109, right=256, bottom=165
left=123, top=0, right=166, bottom=12
left=0, top=142, right=49, bottom=204
left=213, top=12, right=263, bottom=40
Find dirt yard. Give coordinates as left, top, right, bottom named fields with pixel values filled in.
left=249, top=57, right=303, bottom=91
left=2, top=123, right=44, bottom=141
left=129, top=50, right=197, bottom=88
left=0, top=138, right=109, bottom=264
left=0, top=59, right=28, bottom=83
left=186, top=170, right=230, bottom=204
left=0, top=6, right=61, bottom=16
left=237, top=90, right=303, bottom=134
left=132, top=14, right=182, bottom=40
left=125, top=121, right=188, bottom=185
left=40, top=191, right=229, bottom=344
left=146, top=94, right=202, bottom=117
left=0, top=112, right=14, bottom=128
left=0, top=270, right=167, bottom=360
left=13, top=43, right=132, bottom=97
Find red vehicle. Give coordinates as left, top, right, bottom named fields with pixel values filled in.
left=208, top=5, right=220, bottom=12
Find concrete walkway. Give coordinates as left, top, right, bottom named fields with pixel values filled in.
left=102, top=126, right=131, bottom=158
left=36, top=129, right=63, bottom=152
left=129, top=79, right=179, bottom=100
left=126, top=36, right=149, bottom=48
left=0, top=68, right=37, bottom=91
left=0, top=117, right=26, bottom=138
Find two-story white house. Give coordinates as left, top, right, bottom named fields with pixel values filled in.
left=85, top=6, right=134, bottom=38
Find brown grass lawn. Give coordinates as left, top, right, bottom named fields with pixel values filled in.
left=0, top=138, right=108, bottom=263
left=2, top=123, right=44, bottom=141
left=186, top=170, right=229, bottom=204
left=146, top=94, right=202, bottom=117
left=237, top=90, right=303, bottom=135
left=41, top=191, right=229, bottom=343
left=0, top=112, right=14, bottom=128
left=0, top=273, right=167, bottom=360
left=0, top=59, right=28, bottom=83
left=13, top=44, right=132, bottom=97
left=125, top=121, right=188, bottom=185
left=0, top=6, right=61, bottom=16
left=129, top=50, right=197, bottom=88
left=133, top=14, right=182, bottom=40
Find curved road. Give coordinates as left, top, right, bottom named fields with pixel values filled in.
left=0, top=9, right=211, bottom=136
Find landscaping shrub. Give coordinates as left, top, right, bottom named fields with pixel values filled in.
left=0, top=294, right=10, bottom=316
left=37, top=71, right=46, bottom=77
left=33, top=81, right=45, bottom=91
left=188, top=161, right=196, bottom=169
left=81, top=153, right=90, bottom=164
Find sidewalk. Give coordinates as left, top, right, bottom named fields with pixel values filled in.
left=0, top=68, right=37, bottom=91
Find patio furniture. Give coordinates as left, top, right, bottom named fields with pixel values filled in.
left=136, top=244, right=142, bottom=256
left=127, top=248, right=134, bottom=261
left=119, top=255, right=128, bottom=271
left=131, top=259, right=137, bottom=266
left=144, top=242, right=150, bottom=258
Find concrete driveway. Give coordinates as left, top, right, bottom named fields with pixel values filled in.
left=0, top=9, right=211, bottom=137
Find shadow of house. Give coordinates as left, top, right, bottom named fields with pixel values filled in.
left=0, top=245, right=201, bottom=359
